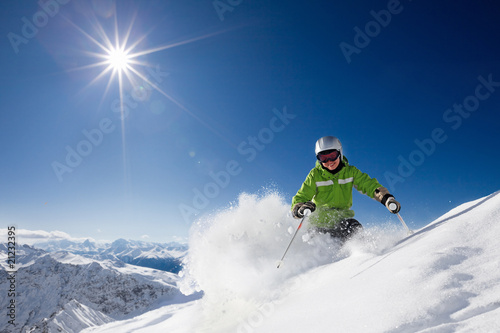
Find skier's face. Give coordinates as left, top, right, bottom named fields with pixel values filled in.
left=322, top=157, right=340, bottom=171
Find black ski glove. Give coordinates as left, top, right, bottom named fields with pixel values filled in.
left=374, top=187, right=401, bottom=214
left=292, top=201, right=316, bottom=219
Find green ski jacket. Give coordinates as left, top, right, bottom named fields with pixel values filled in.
left=291, top=157, right=382, bottom=228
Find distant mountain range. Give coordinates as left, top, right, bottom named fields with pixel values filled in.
left=32, top=238, right=188, bottom=273
left=0, top=243, right=192, bottom=333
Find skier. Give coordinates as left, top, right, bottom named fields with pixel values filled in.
left=291, top=136, right=401, bottom=241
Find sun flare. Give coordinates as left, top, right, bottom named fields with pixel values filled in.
left=66, top=10, right=233, bottom=168
left=106, top=47, right=131, bottom=72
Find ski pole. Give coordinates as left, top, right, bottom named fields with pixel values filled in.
left=387, top=201, right=413, bottom=235
left=277, top=209, right=310, bottom=269
left=396, top=212, right=414, bottom=235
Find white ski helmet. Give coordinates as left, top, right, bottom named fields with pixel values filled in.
left=315, top=136, right=343, bottom=160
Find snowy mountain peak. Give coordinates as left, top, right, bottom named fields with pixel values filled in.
left=82, top=239, right=95, bottom=249
left=110, top=238, right=128, bottom=250
left=29, top=299, right=114, bottom=333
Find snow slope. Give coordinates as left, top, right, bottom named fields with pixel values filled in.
left=84, top=190, right=500, bottom=333
left=32, top=299, right=114, bottom=333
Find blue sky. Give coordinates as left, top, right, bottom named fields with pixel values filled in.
left=1, top=0, right=499, bottom=243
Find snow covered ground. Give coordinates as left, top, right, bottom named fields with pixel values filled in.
left=84, top=190, right=500, bottom=333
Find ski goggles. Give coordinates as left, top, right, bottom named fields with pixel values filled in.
left=317, top=150, right=340, bottom=163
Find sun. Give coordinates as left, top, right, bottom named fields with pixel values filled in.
left=66, top=11, right=234, bottom=157
left=63, top=9, right=235, bottom=184
left=69, top=15, right=231, bottom=133
left=106, top=47, right=131, bottom=72
left=67, top=11, right=227, bottom=118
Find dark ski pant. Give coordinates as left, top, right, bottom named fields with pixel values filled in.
left=313, top=218, right=363, bottom=242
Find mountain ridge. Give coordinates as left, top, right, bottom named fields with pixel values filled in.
left=32, top=238, right=188, bottom=273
